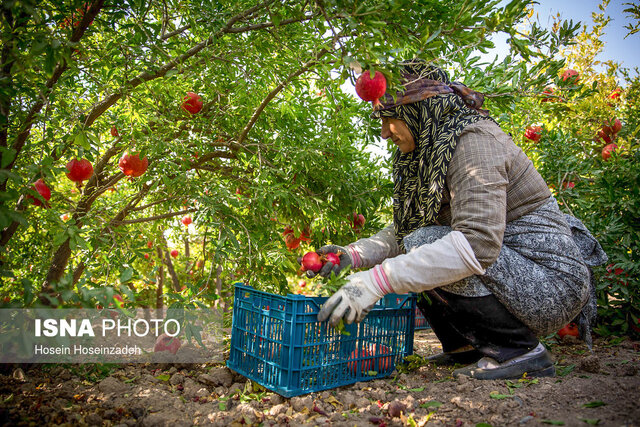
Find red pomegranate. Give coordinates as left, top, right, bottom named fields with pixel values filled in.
left=301, top=252, right=323, bottom=273
left=351, top=212, right=366, bottom=232
left=119, top=153, right=148, bottom=177
left=154, top=333, right=181, bottom=355
left=29, top=179, right=51, bottom=207
left=557, top=322, right=579, bottom=338
left=181, top=92, right=203, bottom=114
left=524, top=126, right=542, bottom=143
left=170, top=250, right=179, bottom=258
left=283, top=227, right=301, bottom=250
left=181, top=216, right=192, bottom=226
left=355, top=71, right=387, bottom=103
left=602, top=143, right=618, bottom=161
left=324, top=252, right=340, bottom=266
left=561, top=69, right=580, bottom=83
left=609, top=88, right=622, bottom=100
left=66, top=158, right=94, bottom=183
left=540, top=86, right=555, bottom=102
left=111, top=125, right=119, bottom=137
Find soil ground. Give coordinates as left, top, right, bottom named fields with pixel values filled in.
left=0, top=329, right=639, bottom=426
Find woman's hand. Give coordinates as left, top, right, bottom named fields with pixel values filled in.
left=316, top=245, right=352, bottom=277
left=317, top=270, right=384, bottom=327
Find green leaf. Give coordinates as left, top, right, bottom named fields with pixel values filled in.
left=0, top=148, right=16, bottom=168
left=120, top=267, right=134, bottom=283
left=155, top=374, right=170, bottom=381
left=583, top=401, right=606, bottom=408
left=74, top=132, right=91, bottom=150
left=542, top=421, right=565, bottom=425
left=489, top=391, right=512, bottom=399
left=419, top=400, right=443, bottom=409
left=476, top=423, right=493, bottom=427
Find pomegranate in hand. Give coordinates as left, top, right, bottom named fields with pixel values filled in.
left=301, top=252, right=323, bottom=273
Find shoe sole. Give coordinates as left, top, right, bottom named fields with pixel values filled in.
left=453, top=362, right=556, bottom=380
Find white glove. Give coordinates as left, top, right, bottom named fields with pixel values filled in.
left=379, top=230, right=486, bottom=294
left=347, top=225, right=401, bottom=269
left=317, top=270, right=384, bottom=327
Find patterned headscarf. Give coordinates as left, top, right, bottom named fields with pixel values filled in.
left=371, top=61, right=493, bottom=250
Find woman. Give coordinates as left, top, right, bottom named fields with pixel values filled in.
left=313, top=61, right=607, bottom=380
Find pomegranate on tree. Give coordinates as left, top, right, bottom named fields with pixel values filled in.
left=111, top=125, right=119, bottom=137
left=170, top=249, right=179, bottom=258
left=28, top=179, right=51, bottom=207
left=561, top=69, right=580, bottom=83
left=609, top=88, right=622, bottom=100
left=602, top=143, right=618, bottom=161
left=355, top=70, right=387, bottom=106
left=119, top=152, right=148, bottom=177
left=524, top=126, right=542, bottom=143
left=181, top=92, right=203, bottom=114
left=350, top=212, right=366, bottom=232
left=66, top=158, right=94, bottom=185
left=283, top=227, right=301, bottom=250
left=181, top=216, right=192, bottom=226
left=540, top=86, right=556, bottom=102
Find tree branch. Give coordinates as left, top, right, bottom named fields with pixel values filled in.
left=112, top=208, right=196, bottom=226
left=237, top=44, right=333, bottom=145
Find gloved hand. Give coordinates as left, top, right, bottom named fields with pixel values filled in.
left=316, top=245, right=352, bottom=277
left=317, top=270, right=384, bottom=327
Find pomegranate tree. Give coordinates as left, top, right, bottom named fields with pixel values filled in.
left=118, top=153, right=148, bottom=177
left=65, top=158, right=94, bottom=185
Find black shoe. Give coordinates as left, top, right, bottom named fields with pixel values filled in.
left=452, top=343, right=555, bottom=380
left=426, top=348, right=482, bottom=366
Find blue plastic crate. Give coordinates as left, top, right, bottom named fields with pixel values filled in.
left=226, top=283, right=416, bottom=397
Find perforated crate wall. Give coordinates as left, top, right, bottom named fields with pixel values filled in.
left=227, top=283, right=416, bottom=397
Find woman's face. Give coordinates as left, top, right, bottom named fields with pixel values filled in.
left=381, top=117, right=416, bottom=153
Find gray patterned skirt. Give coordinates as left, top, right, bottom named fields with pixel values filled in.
left=403, top=197, right=607, bottom=342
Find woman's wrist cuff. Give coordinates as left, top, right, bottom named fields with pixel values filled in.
left=347, top=244, right=362, bottom=268
left=371, top=265, right=393, bottom=295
